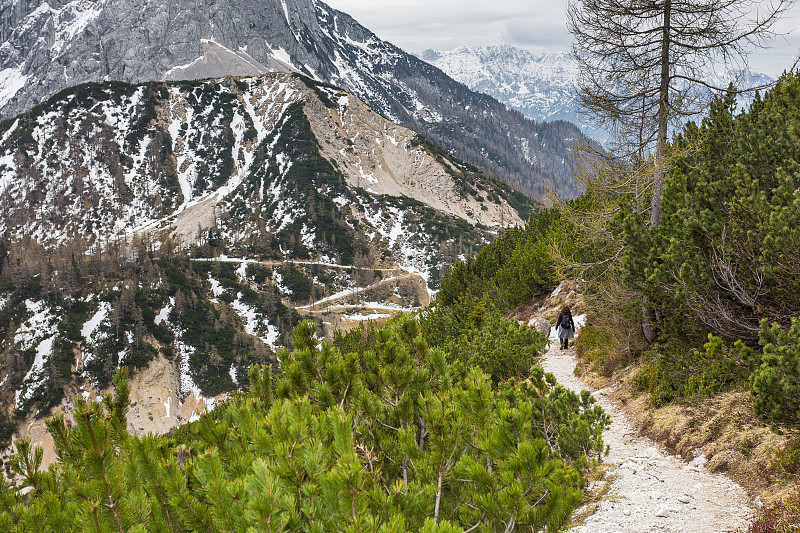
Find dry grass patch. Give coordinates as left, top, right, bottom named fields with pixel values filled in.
left=569, top=469, right=618, bottom=528
left=615, top=380, right=794, bottom=505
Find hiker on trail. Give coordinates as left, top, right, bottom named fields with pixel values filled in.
left=556, top=305, right=574, bottom=350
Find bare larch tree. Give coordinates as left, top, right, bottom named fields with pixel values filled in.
left=568, top=0, right=793, bottom=227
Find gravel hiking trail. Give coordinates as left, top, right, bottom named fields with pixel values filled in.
left=540, top=343, right=754, bottom=532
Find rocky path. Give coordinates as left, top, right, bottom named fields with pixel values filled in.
left=540, top=344, right=754, bottom=532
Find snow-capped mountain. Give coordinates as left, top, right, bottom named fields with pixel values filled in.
left=421, top=44, right=774, bottom=143
left=419, top=46, right=600, bottom=139
left=0, top=0, right=586, bottom=199
left=0, top=73, right=523, bottom=252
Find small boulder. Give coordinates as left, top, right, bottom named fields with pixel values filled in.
left=527, top=317, right=551, bottom=335
left=688, top=455, right=707, bottom=469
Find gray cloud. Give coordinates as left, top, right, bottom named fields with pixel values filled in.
left=502, top=15, right=570, bottom=48
left=323, top=0, right=800, bottom=76
left=325, top=0, right=571, bottom=52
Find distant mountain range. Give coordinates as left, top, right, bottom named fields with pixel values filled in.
left=0, top=0, right=588, bottom=199
left=419, top=46, right=601, bottom=140
left=420, top=44, right=774, bottom=143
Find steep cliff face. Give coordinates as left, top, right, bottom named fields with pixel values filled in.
left=0, top=0, right=586, bottom=198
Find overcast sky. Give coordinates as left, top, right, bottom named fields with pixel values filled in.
left=323, top=0, right=800, bottom=77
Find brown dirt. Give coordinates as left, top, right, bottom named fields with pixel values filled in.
left=4, top=355, right=230, bottom=474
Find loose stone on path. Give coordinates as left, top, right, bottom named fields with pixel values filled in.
left=539, top=344, right=754, bottom=533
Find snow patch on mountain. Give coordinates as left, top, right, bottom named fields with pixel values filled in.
left=81, top=301, right=111, bottom=341
left=231, top=293, right=281, bottom=350
left=13, top=300, right=60, bottom=408
left=0, top=66, right=29, bottom=109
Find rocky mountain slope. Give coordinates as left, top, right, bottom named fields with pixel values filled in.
left=421, top=44, right=774, bottom=144
left=0, top=0, right=586, bottom=198
left=0, top=72, right=531, bottom=458
left=0, top=73, right=523, bottom=250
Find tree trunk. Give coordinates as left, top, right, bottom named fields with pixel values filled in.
left=641, top=297, right=657, bottom=343
left=433, top=471, right=443, bottom=523
left=651, top=0, right=672, bottom=229
left=642, top=0, right=672, bottom=343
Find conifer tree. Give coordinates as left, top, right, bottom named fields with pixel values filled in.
left=568, top=0, right=791, bottom=227
left=566, top=0, right=792, bottom=343
left=636, top=73, right=800, bottom=342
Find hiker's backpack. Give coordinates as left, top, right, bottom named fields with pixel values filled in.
left=562, top=314, right=572, bottom=329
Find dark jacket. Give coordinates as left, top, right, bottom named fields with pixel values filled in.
left=557, top=312, right=574, bottom=340
left=556, top=312, right=573, bottom=330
